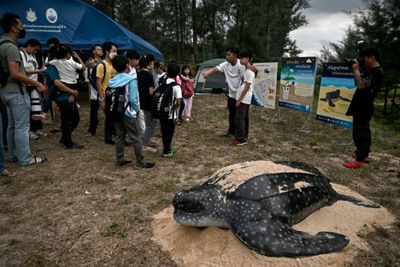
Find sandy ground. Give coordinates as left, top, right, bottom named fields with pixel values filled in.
left=152, top=183, right=395, bottom=267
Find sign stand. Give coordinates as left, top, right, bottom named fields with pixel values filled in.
left=299, top=112, right=312, bottom=133
left=271, top=107, right=281, bottom=122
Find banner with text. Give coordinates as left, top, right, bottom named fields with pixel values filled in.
left=278, top=57, right=317, bottom=113
left=252, top=63, right=278, bottom=109
left=316, top=63, right=356, bottom=128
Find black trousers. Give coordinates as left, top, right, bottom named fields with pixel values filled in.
left=227, top=97, right=248, bottom=135
left=235, top=103, right=250, bottom=141
left=352, top=114, right=372, bottom=161
left=160, top=118, right=175, bottom=154
left=88, top=99, right=99, bottom=134
left=30, top=118, right=43, bottom=131
left=57, top=100, right=80, bottom=148
left=104, top=111, right=116, bottom=142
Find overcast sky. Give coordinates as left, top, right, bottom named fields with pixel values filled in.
left=290, top=0, right=364, bottom=56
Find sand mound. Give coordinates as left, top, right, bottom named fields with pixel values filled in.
left=151, top=184, right=395, bottom=267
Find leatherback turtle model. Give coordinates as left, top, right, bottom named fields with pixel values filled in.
left=173, top=161, right=379, bottom=257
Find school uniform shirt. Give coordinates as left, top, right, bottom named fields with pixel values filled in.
left=20, top=50, right=39, bottom=81
left=84, top=67, right=98, bottom=100
left=217, top=60, right=245, bottom=99
left=236, top=69, right=255, bottom=105
left=49, top=57, right=82, bottom=84
left=166, top=78, right=182, bottom=120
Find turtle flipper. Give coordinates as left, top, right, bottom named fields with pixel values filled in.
left=232, top=217, right=349, bottom=257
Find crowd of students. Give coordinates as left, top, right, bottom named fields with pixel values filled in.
left=1, top=10, right=382, bottom=179
left=0, top=12, right=197, bottom=175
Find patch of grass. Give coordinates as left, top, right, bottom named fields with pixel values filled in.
left=128, top=208, right=148, bottom=225
left=102, top=223, right=127, bottom=238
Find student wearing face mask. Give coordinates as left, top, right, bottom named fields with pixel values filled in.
left=97, top=41, right=117, bottom=144
left=0, top=13, right=47, bottom=166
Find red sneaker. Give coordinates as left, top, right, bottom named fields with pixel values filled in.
left=343, top=161, right=365, bottom=169
left=233, top=139, right=248, bottom=146
left=351, top=152, right=371, bottom=163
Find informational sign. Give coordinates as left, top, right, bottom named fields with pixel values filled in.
left=316, top=63, right=356, bottom=128
left=252, top=63, right=278, bottom=109
left=278, top=57, right=317, bottom=113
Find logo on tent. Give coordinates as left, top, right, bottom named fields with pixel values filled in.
left=46, top=8, right=58, bottom=24
left=26, top=8, right=37, bottom=23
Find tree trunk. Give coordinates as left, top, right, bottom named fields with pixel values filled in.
left=192, top=0, right=198, bottom=63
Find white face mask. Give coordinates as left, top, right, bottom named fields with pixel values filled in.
left=109, top=52, right=117, bottom=60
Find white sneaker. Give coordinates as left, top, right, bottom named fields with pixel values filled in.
left=29, top=131, right=39, bottom=140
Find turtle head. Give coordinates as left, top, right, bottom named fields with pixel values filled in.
left=173, top=184, right=231, bottom=228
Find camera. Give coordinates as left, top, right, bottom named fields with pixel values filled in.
left=345, top=41, right=365, bottom=67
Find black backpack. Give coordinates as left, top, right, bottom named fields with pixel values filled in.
left=104, top=85, right=129, bottom=121
left=0, top=40, right=14, bottom=87
left=88, top=61, right=106, bottom=91
left=151, top=79, right=177, bottom=120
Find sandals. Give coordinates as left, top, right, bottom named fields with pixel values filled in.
left=1, top=169, right=16, bottom=177
left=29, top=156, right=47, bottom=165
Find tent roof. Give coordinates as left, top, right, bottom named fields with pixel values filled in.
left=199, top=58, right=226, bottom=67
left=0, top=0, right=163, bottom=60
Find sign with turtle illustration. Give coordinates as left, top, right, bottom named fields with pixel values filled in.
left=172, top=160, right=380, bottom=257
left=278, top=57, right=317, bottom=113
left=316, top=63, right=356, bottom=128
left=252, top=63, right=278, bottom=109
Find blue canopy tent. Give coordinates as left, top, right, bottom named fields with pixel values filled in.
left=0, top=0, right=163, bottom=60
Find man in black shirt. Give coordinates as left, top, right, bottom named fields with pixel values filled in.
left=344, top=48, right=384, bottom=169
left=137, top=54, right=157, bottom=153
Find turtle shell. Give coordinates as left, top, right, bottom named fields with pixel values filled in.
left=205, top=161, right=333, bottom=201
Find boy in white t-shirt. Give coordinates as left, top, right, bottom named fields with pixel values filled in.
left=203, top=47, right=249, bottom=137
left=233, top=50, right=255, bottom=146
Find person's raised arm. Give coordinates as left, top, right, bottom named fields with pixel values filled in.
left=72, top=51, right=86, bottom=72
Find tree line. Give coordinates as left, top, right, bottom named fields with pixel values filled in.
left=320, top=0, right=399, bottom=83
left=83, top=0, right=310, bottom=63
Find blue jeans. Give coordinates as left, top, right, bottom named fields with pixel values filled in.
left=0, top=92, right=32, bottom=165
left=0, top=112, right=6, bottom=172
